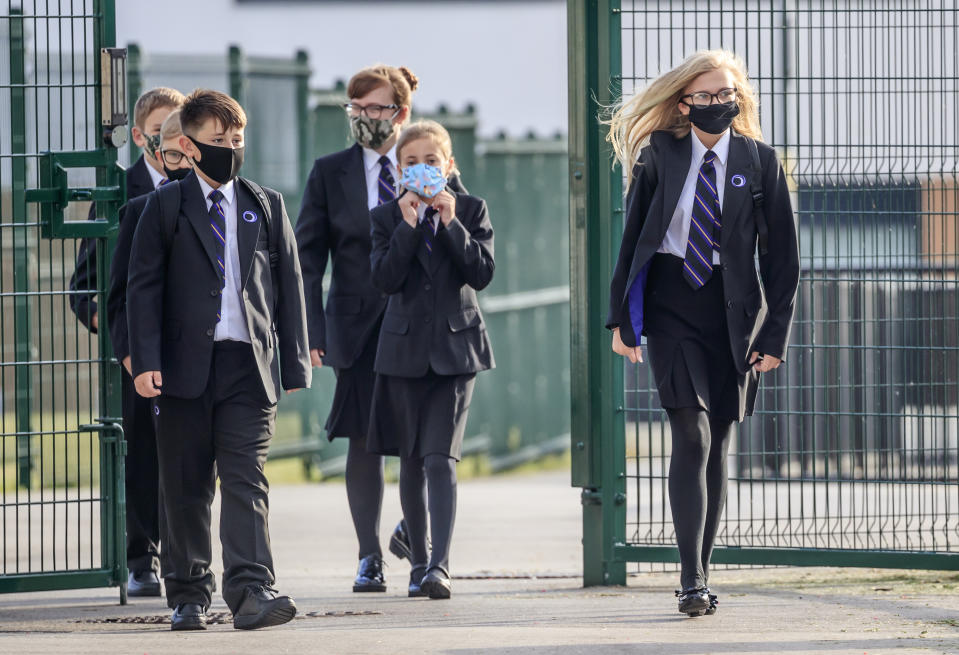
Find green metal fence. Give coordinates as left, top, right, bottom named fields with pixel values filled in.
left=570, top=0, right=959, bottom=586
left=122, top=46, right=573, bottom=474
left=0, top=0, right=126, bottom=599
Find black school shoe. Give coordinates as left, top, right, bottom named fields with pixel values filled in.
left=675, top=587, right=710, bottom=617
left=353, top=554, right=387, bottom=592
left=128, top=570, right=162, bottom=597
left=408, top=566, right=428, bottom=598
left=419, top=568, right=452, bottom=600
left=171, top=603, right=207, bottom=631
left=232, top=584, right=297, bottom=630
left=389, top=520, right=431, bottom=561
left=704, top=588, right=718, bottom=615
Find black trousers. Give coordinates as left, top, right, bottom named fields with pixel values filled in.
left=154, top=341, right=276, bottom=612
left=121, top=368, right=163, bottom=574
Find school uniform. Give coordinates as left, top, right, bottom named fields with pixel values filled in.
left=606, top=128, right=799, bottom=595
left=126, top=169, right=311, bottom=613
left=69, top=155, right=156, bottom=331
left=105, top=188, right=169, bottom=587
left=367, top=190, right=494, bottom=586
left=295, top=143, right=468, bottom=575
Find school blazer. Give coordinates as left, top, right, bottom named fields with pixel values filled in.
left=295, top=143, right=467, bottom=369
left=126, top=171, right=312, bottom=403
left=369, top=191, right=495, bottom=378
left=606, top=129, right=800, bottom=372
left=106, top=192, right=152, bottom=363
left=69, top=155, right=155, bottom=332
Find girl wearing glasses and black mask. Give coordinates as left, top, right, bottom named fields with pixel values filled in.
left=295, top=65, right=467, bottom=597
left=606, top=50, right=799, bottom=617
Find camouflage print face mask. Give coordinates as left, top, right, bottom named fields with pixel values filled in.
left=142, top=132, right=161, bottom=160
left=350, top=114, right=396, bottom=150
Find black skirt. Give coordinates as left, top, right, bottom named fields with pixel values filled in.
left=643, top=253, right=759, bottom=421
left=324, top=319, right=381, bottom=440
left=366, top=370, right=476, bottom=461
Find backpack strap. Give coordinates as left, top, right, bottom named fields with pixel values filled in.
left=238, top=177, right=280, bottom=270
left=743, top=135, right=769, bottom=256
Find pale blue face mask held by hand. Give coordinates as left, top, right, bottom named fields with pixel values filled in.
left=399, top=163, right=447, bottom=198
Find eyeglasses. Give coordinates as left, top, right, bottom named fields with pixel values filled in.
left=680, top=87, right=738, bottom=109
left=343, top=102, right=399, bottom=120
left=161, top=149, right=186, bottom=166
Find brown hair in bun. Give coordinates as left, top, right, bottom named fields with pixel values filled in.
left=347, top=65, right=418, bottom=111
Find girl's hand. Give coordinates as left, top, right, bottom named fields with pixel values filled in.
left=749, top=352, right=781, bottom=373
left=398, top=192, right=419, bottom=227
left=431, top=190, right=456, bottom=226
left=612, top=327, right=643, bottom=363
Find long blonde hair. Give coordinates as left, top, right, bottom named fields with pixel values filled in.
left=606, top=49, right=762, bottom=184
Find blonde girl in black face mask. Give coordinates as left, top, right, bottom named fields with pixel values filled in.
left=606, top=50, right=800, bottom=617
left=295, top=66, right=469, bottom=596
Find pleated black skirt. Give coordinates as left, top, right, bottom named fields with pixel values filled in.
left=643, top=253, right=759, bottom=421
left=324, top=319, right=381, bottom=440
left=366, top=370, right=476, bottom=461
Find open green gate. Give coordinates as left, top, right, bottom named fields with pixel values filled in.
left=570, top=0, right=959, bottom=585
left=0, top=0, right=126, bottom=600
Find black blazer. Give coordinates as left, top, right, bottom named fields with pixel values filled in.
left=607, top=130, right=800, bottom=372
left=369, top=191, right=495, bottom=378
left=295, top=143, right=467, bottom=370
left=69, top=155, right=155, bottom=332
left=106, top=192, right=151, bottom=363
left=126, top=171, right=312, bottom=403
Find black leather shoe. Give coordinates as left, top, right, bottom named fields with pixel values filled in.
left=171, top=603, right=206, bottom=631
left=420, top=568, right=451, bottom=600
left=233, top=584, right=297, bottom=630
left=675, top=587, right=710, bottom=617
left=704, top=588, right=718, bottom=615
left=389, top=520, right=412, bottom=561
left=353, top=554, right=387, bottom=593
left=128, top=570, right=161, bottom=597
left=408, top=567, right=428, bottom=598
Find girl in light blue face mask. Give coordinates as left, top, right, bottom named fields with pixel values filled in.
left=367, top=120, right=495, bottom=601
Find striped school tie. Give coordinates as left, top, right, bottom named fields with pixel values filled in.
left=421, top=207, right=438, bottom=253
left=683, top=150, right=721, bottom=289
left=377, top=155, right=396, bottom=205
left=208, top=189, right=226, bottom=322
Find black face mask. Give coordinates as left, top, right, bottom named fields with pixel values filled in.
left=188, top=136, right=244, bottom=184
left=163, top=165, right=191, bottom=182
left=686, top=101, right=740, bottom=135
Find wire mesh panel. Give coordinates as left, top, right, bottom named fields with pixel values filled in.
left=0, top=0, right=125, bottom=596
left=616, top=0, right=958, bottom=569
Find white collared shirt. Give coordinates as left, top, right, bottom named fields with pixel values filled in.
left=363, top=145, right=398, bottom=210
left=196, top=175, right=250, bottom=343
left=145, top=157, right=167, bottom=189
left=658, top=129, right=730, bottom=264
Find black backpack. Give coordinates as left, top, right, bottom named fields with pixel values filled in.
left=743, top=135, right=770, bottom=256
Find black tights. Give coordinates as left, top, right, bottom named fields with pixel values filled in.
left=345, top=437, right=385, bottom=559
left=399, top=453, right=457, bottom=577
left=666, top=407, right=735, bottom=590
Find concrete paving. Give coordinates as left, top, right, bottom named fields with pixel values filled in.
left=0, top=471, right=957, bottom=654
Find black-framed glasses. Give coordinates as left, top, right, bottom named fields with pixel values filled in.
left=161, top=149, right=186, bottom=166
left=343, top=102, right=399, bottom=119
left=680, top=87, right=738, bottom=109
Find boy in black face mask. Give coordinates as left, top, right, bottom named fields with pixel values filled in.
left=126, top=89, right=312, bottom=631
left=69, top=87, right=186, bottom=600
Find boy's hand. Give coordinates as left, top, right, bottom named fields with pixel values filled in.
left=611, top=327, right=643, bottom=364
left=134, top=370, right=162, bottom=398
left=431, top=190, right=456, bottom=226
left=398, top=192, right=419, bottom=228
left=122, top=356, right=132, bottom=376
left=749, top=351, right=781, bottom=372
left=310, top=348, right=324, bottom=368
left=286, top=388, right=303, bottom=395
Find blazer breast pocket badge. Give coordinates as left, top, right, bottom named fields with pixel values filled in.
left=731, top=174, right=746, bottom=188
left=242, top=210, right=258, bottom=223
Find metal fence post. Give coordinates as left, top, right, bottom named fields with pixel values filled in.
left=126, top=42, right=142, bottom=168
left=568, top=0, right=626, bottom=586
